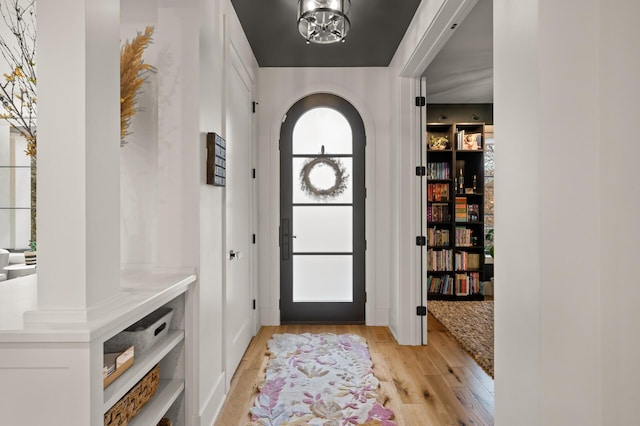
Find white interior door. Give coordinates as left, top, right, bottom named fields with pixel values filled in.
left=225, top=46, right=254, bottom=387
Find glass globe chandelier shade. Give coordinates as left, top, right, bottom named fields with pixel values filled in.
left=297, top=0, right=351, bottom=44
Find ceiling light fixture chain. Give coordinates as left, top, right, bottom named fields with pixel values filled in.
left=297, top=0, right=351, bottom=44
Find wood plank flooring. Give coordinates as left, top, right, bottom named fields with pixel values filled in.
left=214, top=314, right=494, bottom=425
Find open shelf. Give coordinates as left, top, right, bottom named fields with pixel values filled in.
left=128, top=379, right=185, bottom=426
left=103, top=329, right=184, bottom=411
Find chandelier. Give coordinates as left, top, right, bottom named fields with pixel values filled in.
left=297, top=0, right=351, bottom=44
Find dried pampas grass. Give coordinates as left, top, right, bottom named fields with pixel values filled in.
left=120, top=25, right=154, bottom=145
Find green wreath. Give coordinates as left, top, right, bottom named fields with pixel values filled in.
left=299, top=156, right=349, bottom=200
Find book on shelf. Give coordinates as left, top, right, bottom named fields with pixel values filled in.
left=427, top=183, right=450, bottom=202
left=427, top=249, right=453, bottom=271
left=427, top=274, right=453, bottom=295
left=428, top=203, right=450, bottom=222
left=454, top=272, right=481, bottom=295
left=455, top=252, right=481, bottom=270
left=427, top=162, right=450, bottom=179
left=103, top=345, right=135, bottom=388
left=428, top=227, right=450, bottom=246
left=459, top=132, right=482, bottom=150
left=455, top=227, right=474, bottom=247
left=455, top=197, right=467, bottom=222
left=467, top=204, right=480, bottom=222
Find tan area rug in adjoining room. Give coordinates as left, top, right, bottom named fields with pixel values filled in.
left=428, top=300, right=494, bottom=378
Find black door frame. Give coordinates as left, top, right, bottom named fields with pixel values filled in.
left=280, top=93, right=366, bottom=324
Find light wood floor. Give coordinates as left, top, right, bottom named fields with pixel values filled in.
left=215, top=314, right=494, bottom=425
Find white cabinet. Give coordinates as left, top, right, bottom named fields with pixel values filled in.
left=0, top=271, right=196, bottom=426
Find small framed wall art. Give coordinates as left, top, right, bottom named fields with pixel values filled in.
left=206, top=132, right=226, bottom=186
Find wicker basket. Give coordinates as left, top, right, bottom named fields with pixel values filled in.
left=104, top=364, right=160, bottom=426
left=157, top=418, right=172, bottom=426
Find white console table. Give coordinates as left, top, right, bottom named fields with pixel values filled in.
left=0, top=270, right=196, bottom=426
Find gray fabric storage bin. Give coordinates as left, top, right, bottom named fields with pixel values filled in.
left=106, top=307, right=173, bottom=354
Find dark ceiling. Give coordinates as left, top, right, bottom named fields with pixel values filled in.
left=230, top=0, right=423, bottom=67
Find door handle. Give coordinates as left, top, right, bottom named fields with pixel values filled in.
left=281, top=219, right=290, bottom=261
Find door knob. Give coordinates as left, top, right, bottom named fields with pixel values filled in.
left=230, top=250, right=241, bottom=260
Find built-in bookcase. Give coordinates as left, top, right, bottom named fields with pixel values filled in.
left=426, top=122, right=485, bottom=300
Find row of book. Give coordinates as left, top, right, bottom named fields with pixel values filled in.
left=427, top=272, right=481, bottom=295
left=455, top=227, right=476, bottom=247
left=427, top=249, right=453, bottom=271
left=455, top=197, right=481, bottom=222
left=427, top=203, right=451, bottom=222
left=456, top=130, right=482, bottom=150
left=427, top=162, right=451, bottom=179
left=455, top=252, right=481, bottom=270
left=427, top=227, right=450, bottom=246
left=427, top=183, right=450, bottom=202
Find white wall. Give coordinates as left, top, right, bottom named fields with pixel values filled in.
left=257, top=67, right=391, bottom=327
left=196, top=1, right=259, bottom=424
left=111, top=0, right=257, bottom=424
left=599, top=2, right=640, bottom=423
left=494, top=0, right=640, bottom=424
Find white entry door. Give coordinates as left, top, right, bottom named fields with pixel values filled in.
left=225, top=47, right=254, bottom=387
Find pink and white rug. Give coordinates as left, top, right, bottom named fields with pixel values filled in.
left=249, top=333, right=396, bottom=426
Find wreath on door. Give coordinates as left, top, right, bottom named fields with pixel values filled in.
left=299, top=156, right=349, bottom=200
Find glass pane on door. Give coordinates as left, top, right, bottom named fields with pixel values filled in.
left=292, top=157, right=353, bottom=204
left=292, top=206, right=352, bottom=252
left=293, top=255, right=353, bottom=302
left=292, top=107, right=352, bottom=155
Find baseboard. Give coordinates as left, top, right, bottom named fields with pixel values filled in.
left=196, top=371, right=226, bottom=426
left=260, top=307, right=280, bottom=326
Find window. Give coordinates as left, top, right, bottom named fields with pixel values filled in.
left=0, top=126, right=31, bottom=249
left=484, top=125, right=494, bottom=253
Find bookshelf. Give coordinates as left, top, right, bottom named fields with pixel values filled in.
left=426, top=122, right=485, bottom=300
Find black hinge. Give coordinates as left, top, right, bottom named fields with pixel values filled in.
left=252, top=101, right=259, bottom=113
left=365, top=240, right=367, bottom=250
left=416, top=236, right=426, bottom=246
left=252, top=234, right=256, bottom=244
left=416, top=166, right=426, bottom=176
left=252, top=299, right=256, bottom=310
left=365, top=187, right=367, bottom=198
left=415, top=96, right=426, bottom=107
left=279, top=299, right=282, bottom=309
left=365, top=292, right=368, bottom=303
left=252, top=168, right=256, bottom=179
left=416, top=306, right=427, bottom=316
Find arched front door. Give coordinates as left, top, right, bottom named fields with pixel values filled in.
left=280, top=93, right=366, bottom=324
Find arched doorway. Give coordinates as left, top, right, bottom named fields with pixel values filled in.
left=279, top=93, right=366, bottom=323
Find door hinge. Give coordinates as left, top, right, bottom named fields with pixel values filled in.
left=365, top=292, right=368, bottom=303
left=415, top=96, right=426, bottom=107
left=279, top=299, right=282, bottom=309
left=252, top=101, right=259, bottom=113
left=416, top=306, right=427, bottom=316
left=252, top=168, right=256, bottom=179
left=365, top=187, right=367, bottom=198
left=253, top=299, right=256, bottom=310
left=416, top=166, right=426, bottom=176
left=416, top=236, right=426, bottom=246
left=365, top=240, right=367, bottom=250
left=252, top=234, right=256, bottom=244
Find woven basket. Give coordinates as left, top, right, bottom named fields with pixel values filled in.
left=157, top=418, right=172, bottom=426
left=104, top=364, right=160, bottom=426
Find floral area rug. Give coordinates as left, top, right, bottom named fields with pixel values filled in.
left=249, top=333, right=396, bottom=425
